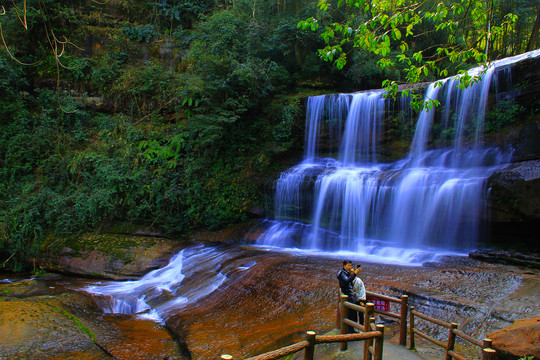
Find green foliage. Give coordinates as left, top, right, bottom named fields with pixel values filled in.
left=109, top=63, right=181, bottom=115
left=298, top=0, right=537, bottom=109
left=0, top=54, right=27, bottom=120
left=122, top=24, right=157, bottom=43
left=153, top=0, right=216, bottom=30
left=485, top=100, right=526, bottom=132
left=272, top=98, right=303, bottom=152
left=3, top=0, right=534, bottom=272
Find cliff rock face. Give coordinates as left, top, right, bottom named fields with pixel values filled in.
left=489, top=159, right=540, bottom=223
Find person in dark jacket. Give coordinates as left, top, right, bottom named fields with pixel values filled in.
left=337, top=260, right=361, bottom=333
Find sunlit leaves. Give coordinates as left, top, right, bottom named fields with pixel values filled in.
left=300, top=0, right=524, bottom=109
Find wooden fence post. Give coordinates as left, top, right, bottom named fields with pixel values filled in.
left=304, top=331, right=316, bottom=360
left=482, top=348, right=497, bottom=360
left=337, top=288, right=341, bottom=329
left=482, top=338, right=496, bottom=360
left=400, top=295, right=408, bottom=346
left=409, top=306, right=415, bottom=350
left=445, top=323, right=458, bottom=360
left=363, top=304, right=375, bottom=360
left=340, top=294, right=348, bottom=351
left=374, top=324, right=385, bottom=360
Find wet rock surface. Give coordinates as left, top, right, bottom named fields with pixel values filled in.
left=0, top=276, right=188, bottom=360
left=2, top=240, right=539, bottom=360
left=469, top=249, right=540, bottom=268
left=167, top=247, right=540, bottom=359
left=38, top=234, right=185, bottom=280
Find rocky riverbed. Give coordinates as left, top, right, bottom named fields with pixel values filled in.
left=0, top=233, right=539, bottom=360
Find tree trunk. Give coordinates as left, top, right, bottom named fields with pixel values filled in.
left=527, top=5, right=540, bottom=52
left=295, top=39, right=303, bottom=66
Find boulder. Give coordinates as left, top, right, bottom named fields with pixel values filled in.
left=488, top=159, right=540, bottom=223
left=489, top=317, right=540, bottom=360
left=38, top=234, right=185, bottom=280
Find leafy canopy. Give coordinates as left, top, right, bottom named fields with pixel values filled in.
left=298, top=0, right=519, bottom=110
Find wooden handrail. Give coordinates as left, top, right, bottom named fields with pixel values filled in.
left=316, top=331, right=382, bottom=343
left=232, top=330, right=384, bottom=360
left=412, top=327, right=446, bottom=347
left=453, top=328, right=483, bottom=347
left=447, top=350, right=468, bottom=360
left=343, top=318, right=365, bottom=332
left=344, top=300, right=367, bottom=312
left=410, top=309, right=452, bottom=328
left=360, top=291, right=408, bottom=346
left=445, top=323, right=458, bottom=360
left=375, top=308, right=400, bottom=319
left=409, top=306, right=497, bottom=360
left=364, top=309, right=375, bottom=360
left=245, top=340, right=309, bottom=360
left=399, top=295, right=408, bottom=346
left=374, top=324, right=385, bottom=360
left=225, top=289, right=496, bottom=360
left=366, top=291, right=403, bottom=304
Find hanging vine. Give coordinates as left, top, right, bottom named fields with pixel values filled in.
left=0, top=0, right=103, bottom=112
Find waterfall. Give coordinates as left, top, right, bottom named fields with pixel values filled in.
left=256, top=50, right=540, bottom=265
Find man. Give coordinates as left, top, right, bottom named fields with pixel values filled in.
left=337, top=260, right=361, bottom=333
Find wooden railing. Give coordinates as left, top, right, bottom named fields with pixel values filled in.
left=339, top=295, right=386, bottom=360
left=409, top=306, right=497, bottom=360
left=218, top=326, right=385, bottom=360
left=220, top=290, right=498, bottom=360
left=366, top=290, right=409, bottom=346
left=337, top=290, right=408, bottom=346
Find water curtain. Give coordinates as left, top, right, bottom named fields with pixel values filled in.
left=257, top=51, right=540, bottom=264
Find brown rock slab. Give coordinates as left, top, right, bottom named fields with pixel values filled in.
left=89, top=314, right=189, bottom=360
left=0, top=280, right=189, bottom=360
left=38, top=234, right=184, bottom=280
left=168, top=253, right=339, bottom=359
left=489, top=316, right=540, bottom=360
left=0, top=294, right=110, bottom=360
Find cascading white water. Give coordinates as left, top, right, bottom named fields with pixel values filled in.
left=84, top=244, right=255, bottom=321
left=257, top=50, right=540, bottom=265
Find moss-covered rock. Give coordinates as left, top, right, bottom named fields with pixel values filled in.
left=0, top=282, right=188, bottom=359
left=38, top=234, right=185, bottom=280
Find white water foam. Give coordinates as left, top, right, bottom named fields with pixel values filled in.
left=256, top=49, right=540, bottom=265
left=84, top=244, right=250, bottom=322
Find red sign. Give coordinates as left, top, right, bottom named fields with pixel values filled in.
left=367, top=297, right=390, bottom=311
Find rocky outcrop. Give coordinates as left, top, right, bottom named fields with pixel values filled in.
left=469, top=249, right=540, bottom=268
left=0, top=278, right=188, bottom=360
left=38, top=234, right=185, bottom=280
left=488, top=159, right=540, bottom=223
left=489, top=317, right=540, bottom=360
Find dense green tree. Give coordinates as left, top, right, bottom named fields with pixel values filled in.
left=298, top=0, right=539, bottom=109
left=1, top=0, right=535, bottom=271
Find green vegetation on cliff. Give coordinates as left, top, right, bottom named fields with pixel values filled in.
left=0, top=0, right=538, bottom=270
